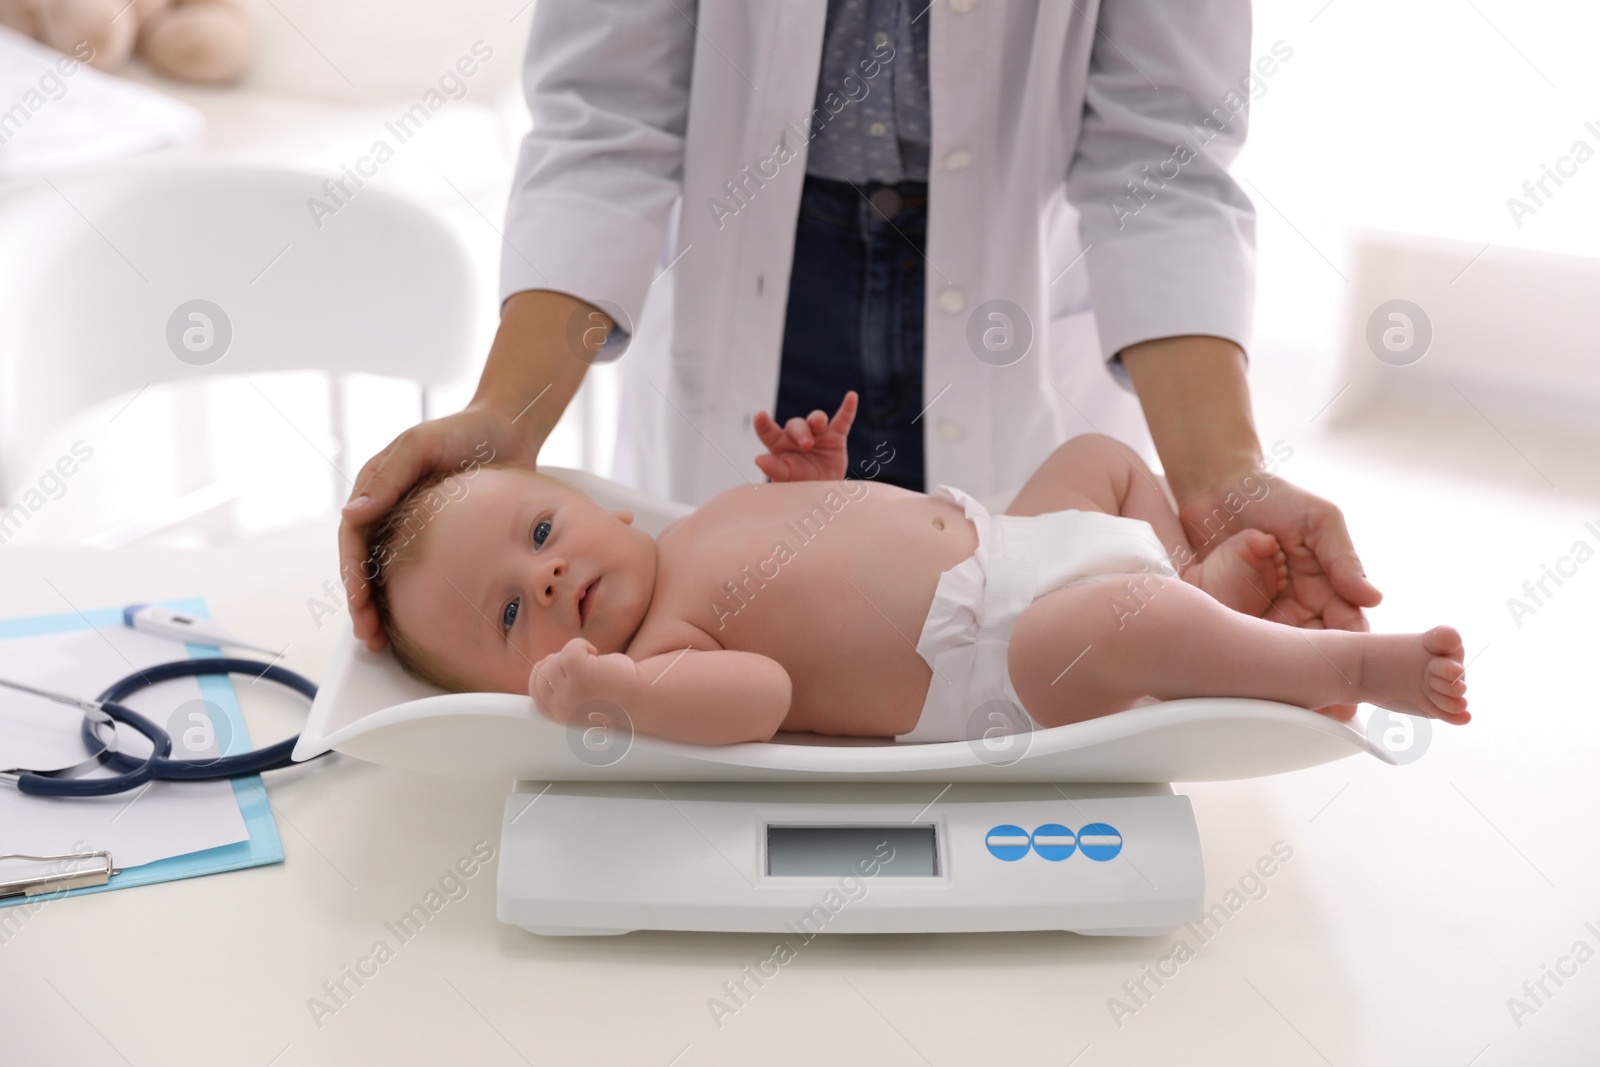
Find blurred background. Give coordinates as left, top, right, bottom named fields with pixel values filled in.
left=5, top=7, right=1594, bottom=1058
left=2, top=0, right=1597, bottom=561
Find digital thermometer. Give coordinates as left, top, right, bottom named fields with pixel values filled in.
left=122, top=603, right=282, bottom=657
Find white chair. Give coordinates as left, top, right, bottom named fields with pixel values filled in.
left=0, top=164, right=480, bottom=534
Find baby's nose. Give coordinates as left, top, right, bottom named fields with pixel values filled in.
left=539, top=559, right=566, bottom=603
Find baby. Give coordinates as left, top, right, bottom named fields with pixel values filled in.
left=364, top=434, right=1469, bottom=746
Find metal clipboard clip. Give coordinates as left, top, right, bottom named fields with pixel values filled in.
left=0, top=851, right=118, bottom=899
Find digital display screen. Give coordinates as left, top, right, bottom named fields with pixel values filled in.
left=766, top=825, right=939, bottom=877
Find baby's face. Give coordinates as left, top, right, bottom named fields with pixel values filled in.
left=386, top=468, right=658, bottom=694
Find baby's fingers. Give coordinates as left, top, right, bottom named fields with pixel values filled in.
left=754, top=453, right=792, bottom=482
left=783, top=416, right=815, bottom=449
left=558, top=637, right=597, bottom=663
left=829, top=390, right=859, bottom=437
left=752, top=409, right=785, bottom=448
left=784, top=415, right=819, bottom=451
left=528, top=658, right=558, bottom=697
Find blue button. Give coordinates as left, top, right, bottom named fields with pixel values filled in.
left=1030, top=823, right=1076, bottom=861
left=985, top=824, right=1031, bottom=861
left=1077, top=823, right=1123, bottom=861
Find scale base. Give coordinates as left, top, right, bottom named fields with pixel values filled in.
left=499, top=781, right=1206, bottom=937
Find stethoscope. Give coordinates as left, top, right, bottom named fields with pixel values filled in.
left=0, top=657, right=326, bottom=798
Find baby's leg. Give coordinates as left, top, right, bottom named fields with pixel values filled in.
left=1007, top=574, right=1469, bottom=727
left=1005, top=434, right=1186, bottom=547
left=1004, top=434, right=1283, bottom=615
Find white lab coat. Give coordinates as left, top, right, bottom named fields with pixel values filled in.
left=502, top=0, right=1256, bottom=509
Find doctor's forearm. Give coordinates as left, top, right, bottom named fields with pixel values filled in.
left=1118, top=335, right=1263, bottom=506
left=468, top=289, right=609, bottom=454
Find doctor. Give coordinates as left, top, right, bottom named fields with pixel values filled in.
left=339, top=0, right=1382, bottom=665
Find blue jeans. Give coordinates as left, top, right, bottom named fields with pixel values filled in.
left=776, top=173, right=928, bottom=492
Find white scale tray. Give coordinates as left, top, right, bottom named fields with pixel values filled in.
left=292, top=625, right=1389, bottom=783
left=292, top=468, right=1390, bottom=785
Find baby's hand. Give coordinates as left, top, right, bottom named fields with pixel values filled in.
left=752, top=390, right=857, bottom=482
left=529, top=637, right=640, bottom=724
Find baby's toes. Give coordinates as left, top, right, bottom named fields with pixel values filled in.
left=1423, top=624, right=1464, bottom=660
left=1240, top=528, right=1278, bottom=557
left=1424, top=655, right=1470, bottom=721
left=1264, top=549, right=1289, bottom=593
left=1428, top=692, right=1470, bottom=721
left=1429, top=669, right=1467, bottom=699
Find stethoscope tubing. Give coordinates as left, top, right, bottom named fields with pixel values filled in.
left=13, top=656, right=322, bottom=798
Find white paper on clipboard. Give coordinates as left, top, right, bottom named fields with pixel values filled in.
left=0, top=622, right=249, bottom=870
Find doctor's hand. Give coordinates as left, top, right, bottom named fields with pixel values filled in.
left=529, top=637, right=640, bottom=725
left=339, top=289, right=605, bottom=652
left=1120, top=335, right=1381, bottom=720
left=338, top=404, right=542, bottom=652
left=1179, top=471, right=1382, bottom=721
left=752, top=390, right=857, bottom=482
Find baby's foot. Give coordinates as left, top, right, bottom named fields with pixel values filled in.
left=1354, top=625, right=1470, bottom=725
left=1183, top=529, right=1287, bottom=616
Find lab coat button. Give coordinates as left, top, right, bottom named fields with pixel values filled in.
left=949, top=0, right=977, bottom=12
left=938, top=287, right=966, bottom=314
left=945, top=149, right=973, bottom=171
left=937, top=419, right=966, bottom=442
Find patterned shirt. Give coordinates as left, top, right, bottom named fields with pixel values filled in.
left=804, top=0, right=931, bottom=183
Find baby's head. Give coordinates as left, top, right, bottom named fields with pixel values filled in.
left=366, top=465, right=658, bottom=695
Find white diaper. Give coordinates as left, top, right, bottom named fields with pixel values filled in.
left=895, top=485, right=1179, bottom=744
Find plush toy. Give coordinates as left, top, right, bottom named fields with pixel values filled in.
left=0, top=0, right=253, bottom=85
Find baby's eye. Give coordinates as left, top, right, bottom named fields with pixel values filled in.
left=501, top=598, right=519, bottom=632
left=533, top=519, right=552, bottom=547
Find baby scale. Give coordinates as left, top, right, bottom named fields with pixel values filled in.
left=292, top=467, right=1395, bottom=937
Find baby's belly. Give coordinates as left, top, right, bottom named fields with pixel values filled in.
left=733, top=577, right=950, bottom=738
left=766, top=625, right=938, bottom=737
left=654, top=484, right=979, bottom=736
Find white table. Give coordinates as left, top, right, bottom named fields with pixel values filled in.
left=2, top=537, right=1596, bottom=1067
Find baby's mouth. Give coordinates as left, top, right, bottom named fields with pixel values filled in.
left=578, top=577, right=599, bottom=627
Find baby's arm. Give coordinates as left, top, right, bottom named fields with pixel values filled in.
left=530, top=638, right=791, bottom=746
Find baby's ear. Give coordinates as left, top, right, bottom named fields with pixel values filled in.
left=610, top=508, right=635, bottom=525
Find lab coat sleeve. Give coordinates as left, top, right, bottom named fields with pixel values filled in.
left=1064, top=0, right=1258, bottom=384
left=498, top=0, right=697, bottom=331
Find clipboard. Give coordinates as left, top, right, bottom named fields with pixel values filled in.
left=0, top=596, right=285, bottom=909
